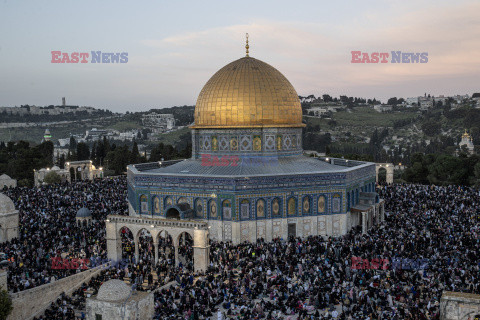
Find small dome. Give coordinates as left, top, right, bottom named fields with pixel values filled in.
left=51, top=166, right=60, bottom=171
left=97, top=279, right=131, bottom=302
left=76, top=207, right=91, bottom=218
left=0, top=174, right=11, bottom=180
left=0, top=193, right=15, bottom=214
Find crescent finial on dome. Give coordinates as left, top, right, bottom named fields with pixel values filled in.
left=245, top=33, right=249, bottom=57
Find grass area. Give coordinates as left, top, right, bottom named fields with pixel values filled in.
left=153, top=127, right=190, bottom=147
left=304, top=117, right=333, bottom=130
left=107, top=120, right=140, bottom=131
left=333, top=107, right=418, bottom=127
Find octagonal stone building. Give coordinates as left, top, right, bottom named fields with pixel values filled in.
left=127, top=50, right=383, bottom=244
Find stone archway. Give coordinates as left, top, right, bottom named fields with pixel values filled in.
left=166, top=207, right=180, bottom=219
left=375, top=163, right=394, bottom=184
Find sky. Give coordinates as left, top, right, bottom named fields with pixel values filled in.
left=0, top=0, right=479, bottom=113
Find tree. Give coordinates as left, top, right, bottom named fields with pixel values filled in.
left=43, top=171, right=61, bottom=184
left=0, top=289, right=12, bottom=320
left=130, top=142, right=140, bottom=164
left=421, top=120, right=442, bottom=136
left=474, top=162, right=480, bottom=186
left=69, top=136, right=77, bottom=150
left=76, top=142, right=90, bottom=161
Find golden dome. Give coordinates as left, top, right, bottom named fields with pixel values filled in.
left=191, top=57, right=304, bottom=128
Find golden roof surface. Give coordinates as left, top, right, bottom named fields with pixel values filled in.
left=191, top=57, right=304, bottom=128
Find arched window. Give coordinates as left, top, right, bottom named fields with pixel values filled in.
left=240, top=199, right=250, bottom=220
left=222, top=200, right=232, bottom=220
left=164, top=196, right=173, bottom=208
left=209, top=199, right=217, bottom=218
left=194, top=198, right=203, bottom=218
left=332, top=194, right=341, bottom=213
left=347, top=193, right=350, bottom=211
left=140, top=195, right=148, bottom=214
left=177, top=197, right=188, bottom=205
left=302, top=196, right=311, bottom=214
left=318, top=196, right=326, bottom=214
left=153, top=197, right=160, bottom=214
left=256, top=199, right=265, bottom=218
left=271, top=198, right=281, bottom=217
left=287, top=197, right=296, bottom=215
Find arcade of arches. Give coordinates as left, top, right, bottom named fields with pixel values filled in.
left=106, top=215, right=210, bottom=272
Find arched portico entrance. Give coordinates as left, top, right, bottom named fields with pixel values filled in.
left=166, top=207, right=180, bottom=219
left=164, top=204, right=194, bottom=220
left=106, top=215, right=210, bottom=272
left=375, top=163, right=394, bottom=184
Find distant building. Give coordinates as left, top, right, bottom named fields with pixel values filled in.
left=419, top=99, right=433, bottom=110
left=142, top=113, right=175, bottom=132
left=85, top=128, right=109, bottom=141
left=434, top=95, right=448, bottom=105
left=57, top=138, right=70, bottom=147
left=306, top=107, right=329, bottom=117
left=66, top=160, right=103, bottom=181
left=373, top=105, right=393, bottom=112
left=459, top=130, right=475, bottom=154
left=406, top=97, right=418, bottom=105
left=43, top=129, right=52, bottom=142
left=34, top=166, right=70, bottom=186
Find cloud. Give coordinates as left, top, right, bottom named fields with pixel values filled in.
left=139, top=1, right=480, bottom=102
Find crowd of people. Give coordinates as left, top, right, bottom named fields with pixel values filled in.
left=1, top=177, right=128, bottom=292
left=2, top=181, right=480, bottom=319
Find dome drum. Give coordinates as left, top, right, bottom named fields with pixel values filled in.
left=191, top=127, right=303, bottom=158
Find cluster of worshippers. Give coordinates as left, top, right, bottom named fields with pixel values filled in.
left=3, top=181, right=480, bottom=320
left=1, top=177, right=128, bottom=292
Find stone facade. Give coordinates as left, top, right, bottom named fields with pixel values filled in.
left=0, top=193, right=19, bottom=243
left=34, top=166, right=70, bottom=186
left=127, top=157, right=380, bottom=244
left=8, top=264, right=107, bottom=320
left=441, top=291, right=480, bottom=320
left=375, top=163, right=394, bottom=184
left=126, top=53, right=383, bottom=246
left=0, top=174, right=16, bottom=189
left=86, top=280, right=154, bottom=320
left=0, top=270, right=7, bottom=292
left=65, top=160, right=103, bottom=181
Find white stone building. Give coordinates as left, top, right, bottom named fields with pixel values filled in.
left=459, top=130, right=475, bottom=154
left=0, top=193, right=19, bottom=243
left=34, top=166, right=70, bottom=186
left=0, top=174, right=17, bottom=189
left=86, top=279, right=154, bottom=320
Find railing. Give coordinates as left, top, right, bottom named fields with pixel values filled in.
left=106, top=215, right=208, bottom=230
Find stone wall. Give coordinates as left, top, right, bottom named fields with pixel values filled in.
left=211, top=214, right=353, bottom=244
left=0, top=270, right=7, bottom=291
left=8, top=264, right=107, bottom=320
left=441, top=291, right=480, bottom=320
